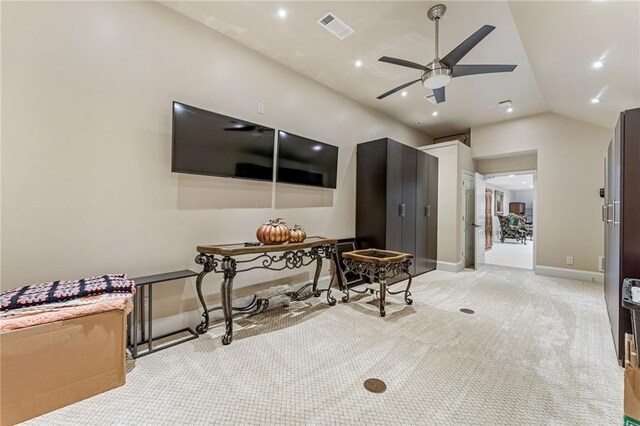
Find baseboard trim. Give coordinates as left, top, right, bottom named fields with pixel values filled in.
left=535, top=265, right=604, bottom=284
left=437, top=260, right=464, bottom=273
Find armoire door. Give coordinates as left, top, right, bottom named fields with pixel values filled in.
left=356, top=139, right=389, bottom=250
left=401, top=145, right=417, bottom=275
left=426, top=154, right=438, bottom=271
left=415, top=151, right=429, bottom=275
left=605, top=141, right=618, bottom=349
left=618, top=108, right=640, bottom=362
left=385, top=140, right=404, bottom=252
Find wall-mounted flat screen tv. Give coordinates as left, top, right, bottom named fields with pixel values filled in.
left=172, top=102, right=275, bottom=181
left=276, top=131, right=339, bottom=189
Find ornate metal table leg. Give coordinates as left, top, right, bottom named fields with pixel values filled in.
left=195, top=254, right=215, bottom=334
left=324, top=246, right=337, bottom=306
left=404, top=272, right=413, bottom=305
left=220, top=257, right=237, bottom=345
left=378, top=266, right=387, bottom=317
left=311, top=248, right=323, bottom=297
left=340, top=267, right=350, bottom=303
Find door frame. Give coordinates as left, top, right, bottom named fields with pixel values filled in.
left=462, top=171, right=475, bottom=268
left=485, top=188, right=493, bottom=251
left=474, top=172, right=486, bottom=269
left=483, top=169, right=538, bottom=268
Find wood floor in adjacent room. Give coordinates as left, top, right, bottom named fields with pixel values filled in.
left=26, top=266, right=622, bottom=425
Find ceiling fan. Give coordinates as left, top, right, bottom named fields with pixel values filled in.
left=377, top=4, right=517, bottom=103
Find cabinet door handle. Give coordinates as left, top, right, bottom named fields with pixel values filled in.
left=399, top=203, right=406, bottom=217
left=426, top=205, right=431, bottom=217
left=614, top=200, right=621, bottom=225
left=602, top=204, right=607, bottom=222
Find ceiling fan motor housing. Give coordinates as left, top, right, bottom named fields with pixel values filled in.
left=422, top=61, right=452, bottom=89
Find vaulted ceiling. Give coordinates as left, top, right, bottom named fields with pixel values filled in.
left=162, top=1, right=640, bottom=137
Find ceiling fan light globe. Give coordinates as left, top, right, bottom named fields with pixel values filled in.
left=423, top=74, right=451, bottom=89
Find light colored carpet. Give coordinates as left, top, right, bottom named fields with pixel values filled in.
left=485, top=240, right=534, bottom=270
left=25, top=266, right=621, bottom=425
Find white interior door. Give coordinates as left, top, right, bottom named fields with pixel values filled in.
left=462, top=173, right=475, bottom=267
left=474, top=172, right=486, bottom=269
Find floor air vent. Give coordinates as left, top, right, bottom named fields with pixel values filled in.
left=317, top=12, right=354, bottom=40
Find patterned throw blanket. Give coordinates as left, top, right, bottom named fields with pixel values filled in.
left=0, top=274, right=135, bottom=312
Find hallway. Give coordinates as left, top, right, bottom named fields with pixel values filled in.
left=485, top=240, right=534, bottom=269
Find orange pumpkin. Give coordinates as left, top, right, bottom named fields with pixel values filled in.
left=256, top=218, right=290, bottom=245
left=289, top=225, right=307, bottom=243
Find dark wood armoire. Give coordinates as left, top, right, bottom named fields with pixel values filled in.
left=355, top=138, right=438, bottom=281
left=509, top=202, right=526, bottom=215
left=604, top=107, right=640, bottom=364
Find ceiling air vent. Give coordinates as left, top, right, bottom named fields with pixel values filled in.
left=317, top=12, right=354, bottom=40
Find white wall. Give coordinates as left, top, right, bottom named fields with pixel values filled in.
left=476, top=153, right=537, bottom=175
left=471, top=112, right=610, bottom=273
left=1, top=0, right=433, bottom=317
left=420, top=141, right=474, bottom=270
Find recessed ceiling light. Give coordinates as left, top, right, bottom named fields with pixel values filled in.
left=354, top=59, right=363, bottom=68
left=401, top=91, right=408, bottom=97
left=530, top=185, right=534, bottom=188
left=593, top=60, right=605, bottom=69
left=432, top=111, right=438, bottom=117
left=521, top=181, right=527, bottom=184
left=507, top=107, right=514, bottom=113
left=591, top=97, right=601, bottom=104
left=509, top=174, right=515, bottom=178
left=277, top=8, right=288, bottom=19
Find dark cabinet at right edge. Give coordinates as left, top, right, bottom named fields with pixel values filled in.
left=356, top=138, right=438, bottom=280
left=604, top=107, right=640, bottom=364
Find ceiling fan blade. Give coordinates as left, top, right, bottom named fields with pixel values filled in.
left=379, top=56, right=428, bottom=71
left=452, top=64, right=517, bottom=78
left=433, top=87, right=445, bottom=104
left=440, top=25, right=495, bottom=68
left=377, top=79, right=421, bottom=100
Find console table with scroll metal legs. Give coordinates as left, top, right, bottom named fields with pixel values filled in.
left=194, top=237, right=339, bottom=345
left=341, top=249, right=414, bottom=317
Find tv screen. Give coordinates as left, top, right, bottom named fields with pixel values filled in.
left=276, top=131, right=338, bottom=188
left=172, top=102, right=275, bottom=181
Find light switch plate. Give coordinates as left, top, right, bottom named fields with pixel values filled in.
left=566, top=256, right=574, bottom=265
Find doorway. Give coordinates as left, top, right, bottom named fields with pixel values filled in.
left=484, top=172, right=536, bottom=269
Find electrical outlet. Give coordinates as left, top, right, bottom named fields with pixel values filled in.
left=257, top=102, right=264, bottom=114
left=566, top=256, right=574, bottom=266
